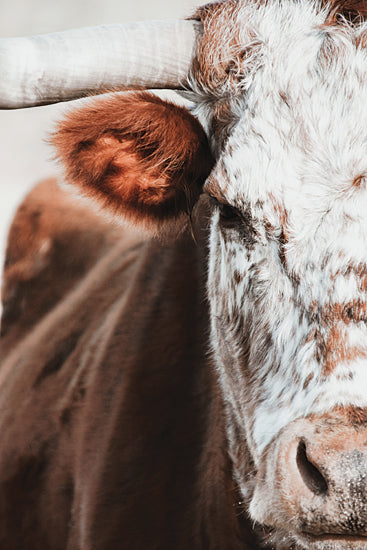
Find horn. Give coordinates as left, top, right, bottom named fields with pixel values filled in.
left=0, top=20, right=201, bottom=109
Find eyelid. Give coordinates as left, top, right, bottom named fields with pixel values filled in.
left=218, top=201, right=243, bottom=223
left=206, top=192, right=231, bottom=208
left=206, top=194, right=223, bottom=207
left=205, top=190, right=242, bottom=220
left=204, top=180, right=228, bottom=204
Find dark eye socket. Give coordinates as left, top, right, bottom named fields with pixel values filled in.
left=207, top=194, right=242, bottom=223
left=218, top=202, right=242, bottom=222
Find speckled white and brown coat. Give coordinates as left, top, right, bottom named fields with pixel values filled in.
left=191, top=1, right=367, bottom=547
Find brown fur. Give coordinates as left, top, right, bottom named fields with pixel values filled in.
left=51, top=92, right=214, bottom=231
left=0, top=179, right=131, bottom=355
left=323, top=0, right=367, bottom=24
left=0, top=90, right=261, bottom=548
left=5, top=2, right=367, bottom=545
left=333, top=405, right=367, bottom=425
left=192, top=0, right=259, bottom=91
left=190, top=1, right=263, bottom=148
left=353, top=174, right=366, bottom=187
left=0, top=192, right=261, bottom=549
left=304, top=298, right=367, bottom=376
left=307, top=406, right=367, bottom=433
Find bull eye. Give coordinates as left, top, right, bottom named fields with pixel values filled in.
left=206, top=194, right=242, bottom=224
left=218, top=202, right=242, bottom=223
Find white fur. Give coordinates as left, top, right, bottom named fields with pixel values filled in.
left=192, top=0, right=367, bottom=489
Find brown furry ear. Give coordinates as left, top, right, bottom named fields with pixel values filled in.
left=51, top=92, right=214, bottom=230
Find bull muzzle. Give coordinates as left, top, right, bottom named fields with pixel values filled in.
left=250, top=411, right=367, bottom=547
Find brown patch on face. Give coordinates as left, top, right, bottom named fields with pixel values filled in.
left=322, top=320, right=365, bottom=376
left=279, top=90, right=291, bottom=109
left=332, top=261, right=367, bottom=293
left=353, top=175, right=366, bottom=188
left=265, top=193, right=292, bottom=275
left=317, top=29, right=346, bottom=73
left=277, top=228, right=288, bottom=272
left=210, top=100, right=239, bottom=147
left=355, top=31, right=367, bottom=49
left=333, top=405, right=367, bottom=426
left=306, top=299, right=367, bottom=376
left=359, top=271, right=367, bottom=293
left=307, top=406, right=367, bottom=436
left=234, top=270, right=243, bottom=285
left=268, top=192, right=289, bottom=231
left=204, top=169, right=230, bottom=204
left=322, top=0, right=367, bottom=25
left=192, top=1, right=263, bottom=89
left=190, top=1, right=263, bottom=146
left=303, top=373, right=314, bottom=390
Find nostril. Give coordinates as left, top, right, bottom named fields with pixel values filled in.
left=296, top=440, right=328, bottom=496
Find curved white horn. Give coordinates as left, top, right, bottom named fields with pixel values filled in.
left=0, top=20, right=201, bottom=109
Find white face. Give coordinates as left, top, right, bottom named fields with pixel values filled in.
left=192, top=0, right=367, bottom=546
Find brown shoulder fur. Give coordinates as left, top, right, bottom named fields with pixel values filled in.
left=0, top=178, right=135, bottom=351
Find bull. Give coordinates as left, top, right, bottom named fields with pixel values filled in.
left=1, top=0, right=367, bottom=548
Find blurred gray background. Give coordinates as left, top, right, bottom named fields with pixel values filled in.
left=0, top=0, right=197, bottom=290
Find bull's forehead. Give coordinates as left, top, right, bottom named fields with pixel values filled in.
left=210, top=3, right=367, bottom=203
left=196, top=0, right=367, bottom=188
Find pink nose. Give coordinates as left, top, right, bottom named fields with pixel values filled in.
left=294, top=438, right=367, bottom=534
left=260, top=412, right=367, bottom=542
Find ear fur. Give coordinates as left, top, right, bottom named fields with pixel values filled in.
left=52, top=92, right=213, bottom=230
